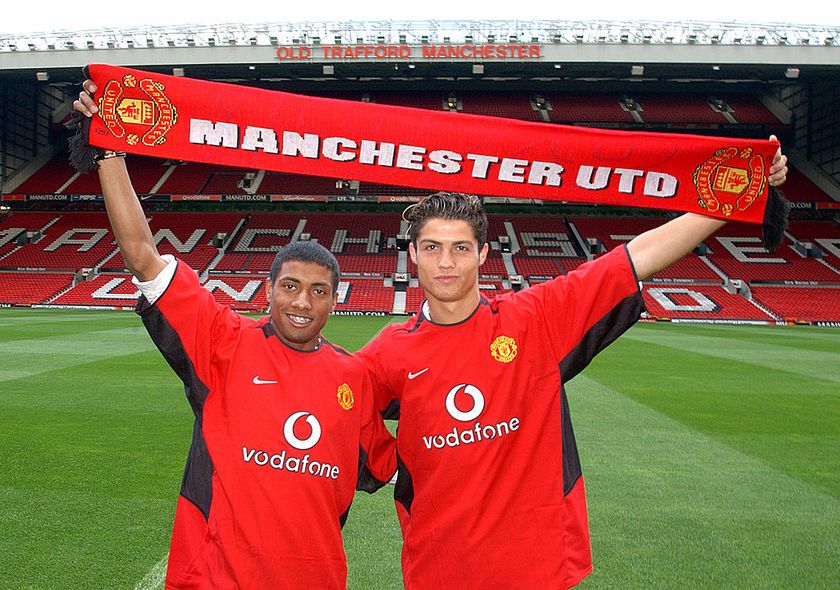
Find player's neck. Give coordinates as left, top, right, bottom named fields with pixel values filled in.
left=426, top=290, right=481, bottom=325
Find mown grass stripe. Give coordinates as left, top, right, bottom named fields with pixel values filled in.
left=623, top=324, right=840, bottom=384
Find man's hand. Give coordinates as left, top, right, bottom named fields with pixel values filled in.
left=769, top=135, right=788, bottom=188
left=73, top=80, right=99, bottom=118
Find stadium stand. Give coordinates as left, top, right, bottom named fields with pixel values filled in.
left=371, top=92, right=448, bottom=111
left=336, top=279, right=394, bottom=312
left=548, top=94, right=634, bottom=123
left=3, top=208, right=838, bottom=323
left=478, top=255, right=507, bottom=278
left=513, top=256, right=563, bottom=278
left=259, top=172, right=344, bottom=195
left=51, top=273, right=139, bottom=308
left=0, top=271, right=74, bottom=305
left=0, top=211, right=60, bottom=232
left=102, top=212, right=243, bottom=273
left=0, top=212, right=115, bottom=269
left=633, top=95, right=727, bottom=125
left=202, top=171, right=251, bottom=195
left=335, top=254, right=396, bottom=276
left=750, top=286, right=840, bottom=322
left=787, top=221, right=840, bottom=265
left=11, top=153, right=169, bottom=195
left=570, top=215, right=723, bottom=282
left=301, top=213, right=399, bottom=253
left=707, top=222, right=840, bottom=283
left=782, top=167, right=835, bottom=202
left=642, top=283, right=776, bottom=321
left=458, top=93, right=543, bottom=121
left=212, top=251, right=251, bottom=273
left=405, top=285, right=425, bottom=313
left=156, top=162, right=218, bottom=194
left=11, top=153, right=77, bottom=194
left=724, top=95, right=779, bottom=125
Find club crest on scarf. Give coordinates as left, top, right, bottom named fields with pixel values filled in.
left=97, top=74, right=178, bottom=147
left=693, top=147, right=767, bottom=217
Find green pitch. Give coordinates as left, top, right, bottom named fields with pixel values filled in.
left=0, top=309, right=838, bottom=589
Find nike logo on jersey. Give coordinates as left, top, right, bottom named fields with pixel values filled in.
left=253, top=376, right=278, bottom=385
left=408, top=368, right=429, bottom=380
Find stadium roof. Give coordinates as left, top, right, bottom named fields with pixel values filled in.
left=2, top=20, right=839, bottom=87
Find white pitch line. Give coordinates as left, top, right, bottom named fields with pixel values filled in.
left=134, top=553, right=168, bottom=590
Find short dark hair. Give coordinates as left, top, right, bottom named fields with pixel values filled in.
left=269, top=241, right=340, bottom=292
left=404, top=192, right=488, bottom=247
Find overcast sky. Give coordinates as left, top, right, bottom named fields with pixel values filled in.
left=2, top=0, right=836, bottom=35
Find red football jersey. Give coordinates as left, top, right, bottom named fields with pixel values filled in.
left=138, top=260, right=395, bottom=589
left=361, top=246, right=643, bottom=589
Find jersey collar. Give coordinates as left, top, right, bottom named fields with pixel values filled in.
left=418, top=297, right=489, bottom=328
left=261, top=319, right=323, bottom=352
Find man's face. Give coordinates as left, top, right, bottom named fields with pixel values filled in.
left=266, top=260, right=337, bottom=351
left=409, top=218, right=488, bottom=306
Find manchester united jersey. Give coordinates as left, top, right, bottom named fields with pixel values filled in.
left=138, top=259, right=395, bottom=590
left=360, top=246, right=643, bottom=590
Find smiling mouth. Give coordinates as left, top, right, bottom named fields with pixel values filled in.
left=286, top=313, right=314, bottom=327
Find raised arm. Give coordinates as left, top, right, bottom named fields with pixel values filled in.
left=627, top=139, right=788, bottom=280
left=74, top=80, right=166, bottom=281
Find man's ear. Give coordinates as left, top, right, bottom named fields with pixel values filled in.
left=265, top=278, right=273, bottom=303
left=479, top=243, right=489, bottom=265
left=408, top=242, right=418, bottom=264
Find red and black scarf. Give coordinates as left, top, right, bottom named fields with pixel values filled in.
left=72, top=63, right=789, bottom=249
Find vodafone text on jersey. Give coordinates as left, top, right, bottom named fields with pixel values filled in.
left=422, top=383, right=521, bottom=450
left=242, top=411, right=340, bottom=479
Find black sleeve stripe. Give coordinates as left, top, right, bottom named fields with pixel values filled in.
left=180, top=420, right=214, bottom=521
left=560, top=385, right=583, bottom=496
left=393, top=452, right=414, bottom=515
left=137, top=298, right=215, bottom=521
left=559, top=290, right=645, bottom=383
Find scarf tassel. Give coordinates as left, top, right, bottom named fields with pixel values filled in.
left=66, top=111, right=99, bottom=175
left=761, top=187, right=791, bottom=252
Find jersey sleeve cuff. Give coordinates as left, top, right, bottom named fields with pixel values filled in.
left=132, top=254, right=177, bottom=305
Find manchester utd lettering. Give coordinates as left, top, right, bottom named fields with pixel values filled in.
left=187, top=119, right=683, bottom=197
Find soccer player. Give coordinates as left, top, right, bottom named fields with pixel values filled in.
left=74, top=82, right=396, bottom=589
left=360, top=150, right=787, bottom=588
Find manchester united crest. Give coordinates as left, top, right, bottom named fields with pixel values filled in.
left=693, top=147, right=767, bottom=217
left=490, top=335, right=518, bottom=363
left=337, top=383, right=354, bottom=410
left=97, top=74, right=178, bottom=148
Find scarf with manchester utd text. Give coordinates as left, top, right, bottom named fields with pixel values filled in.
left=70, top=63, right=789, bottom=250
